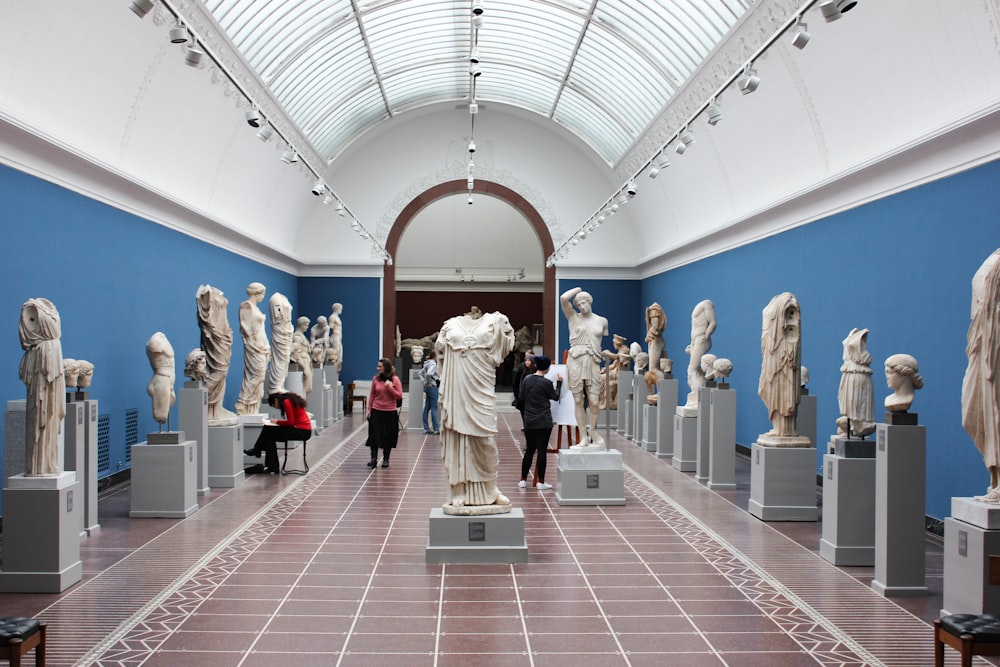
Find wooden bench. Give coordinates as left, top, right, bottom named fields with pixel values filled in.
left=0, top=617, right=46, bottom=667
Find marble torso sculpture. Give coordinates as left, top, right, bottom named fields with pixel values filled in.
left=645, top=302, right=667, bottom=369
left=435, top=310, right=514, bottom=513
left=145, top=332, right=176, bottom=427
left=683, top=300, right=716, bottom=410
left=310, top=315, right=330, bottom=365
left=265, top=292, right=293, bottom=395
left=836, top=327, right=875, bottom=438
left=327, top=303, right=344, bottom=371
left=235, top=282, right=270, bottom=414
left=18, top=297, right=66, bottom=476
left=561, top=287, right=609, bottom=448
left=291, top=316, right=314, bottom=395
left=884, top=353, right=923, bottom=412
left=758, top=292, right=805, bottom=444
left=196, top=284, right=236, bottom=425
left=599, top=333, right=630, bottom=409
left=184, top=348, right=208, bottom=383
left=962, top=248, right=1000, bottom=501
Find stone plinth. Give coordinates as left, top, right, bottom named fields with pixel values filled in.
left=426, top=508, right=527, bottom=563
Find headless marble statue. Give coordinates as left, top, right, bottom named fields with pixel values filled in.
left=18, top=297, right=66, bottom=476
left=146, top=332, right=176, bottom=429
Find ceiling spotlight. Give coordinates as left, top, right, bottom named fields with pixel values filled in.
left=470, top=63, right=481, bottom=77
left=322, top=194, right=335, bottom=206
left=169, top=21, right=188, bottom=44
left=470, top=46, right=480, bottom=63
left=649, top=154, right=670, bottom=178
left=350, top=220, right=360, bottom=231
left=256, top=124, right=272, bottom=141
left=468, top=140, right=476, bottom=153
left=129, top=0, right=155, bottom=18
left=791, top=19, right=811, bottom=49
left=467, top=160, right=475, bottom=173
left=706, top=100, right=723, bottom=126
left=473, top=14, right=483, bottom=28
left=597, top=214, right=606, bottom=223
left=679, top=128, right=695, bottom=147
left=836, top=0, right=857, bottom=13
left=675, top=141, right=688, bottom=155
left=738, top=66, right=760, bottom=95
left=245, top=108, right=261, bottom=128
left=467, top=176, right=474, bottom=189
left=819, top=1, right=842, bottom=22
left=467, top=194, right=474, bottom=205
left=610, top=201, right=620, bottom=212
left=469, top=102, right=479, bottom=114
left=625, top=180, right=638, bottom=196
left=335, top=200, right=345, bottom=216
left=311, top=180, right=325, bottom=196
left=472, top=1, right=484, bottom=16
left=281, top=148, right=298, bottom=164
left=184, top=43, right=204, bottom=67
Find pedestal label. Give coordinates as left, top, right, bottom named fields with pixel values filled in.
left=587, top=474, right=600, bottom=489
left=469, top=522, right=485, bottom=542
left=67, top=489, right=73, bottom=512
left=959, top=529, right=968, bottom=557
left=877, top=428, right=885, bottom=451
left=827, top=461, right=834, bottom=480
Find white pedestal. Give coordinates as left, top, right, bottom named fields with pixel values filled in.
left=640, top=405, right=657, bottom=452
left=672, top=413, right=697, bottom=472
left=624, top=398, right=634, bottom=440
left=178, top=384, right=209, bottom=496
left=426, top=508, right=528, bottom=564
left=748, top=444, right=818, bottom=521
left=408, top=369, right=424, bottom=431
left=798, top=393, right=818, bottom=449
left=695, top=386, right=713, bottom=482
left=63, top=401, right=88, bottom=539
left=3, top=399, right=27, bottom=484
left=556, top=450, right=625, bottom=505
left=872, top=422, right=927, bottom=597
left=944, top=499, right=1000, bottom=615
left=0, top=472, right=83, bottom=592
left=707, top=388, right=737, bottom=491
left=285, top=370, right=304, bottom=397
left=323, top=367, right=340, bottom=423
left=129, top=438, right=198, bottom=518
left=632, top=375, right=649, bottom=445
left=656, top=379, right=678, bottom=458
left=820, top=440, right=876, bottom=565
left=617, top=371, right=633, bottom=435
left=208, top=424, right=246, bottom=488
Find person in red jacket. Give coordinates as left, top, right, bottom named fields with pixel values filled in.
left=367, top=358, right=403, bottom=468
left=244, top=392, right=312, bottom=473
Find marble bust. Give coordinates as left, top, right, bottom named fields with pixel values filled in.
left=700, top=353, right=718, bottom=382
left=184, top=348, right=208, bottom=383
left=884, top=353, right=923, bottom=412
left=77, top=360, right=94, bottom=388
left=146, top=332, right=176, bottom=428
left=19, top=297, right=66, bottom=476
left=411, top=345, right=424, bottom=364
left=713, top=358, right=733, bottom=381
left=63, top=358, right=80, bottom=388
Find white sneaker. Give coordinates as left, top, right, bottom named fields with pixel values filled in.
left=518, top=480, right=526, bottom=488
left=536, top=482, right=552, bottom=490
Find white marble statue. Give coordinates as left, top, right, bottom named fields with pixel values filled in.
left=310, top=314, right=330, bottom=365
left=836, top=327, right=876, bottom=438
left=884, top=353, right=923, bottom=412
left=265, top=292, right=293, bottom=395
left=713, top=358, right=733, bottom=382
left=77, top=360, right=94, bottom=389
left=63, top=358, right=80, bottom=388
left=291, top=316, right=314, bottom=395
left=395, top=324, right=402, bottom=358
left=434, top=310, right=515, bottom=514
left=327, top=302, right=344, bottom=371
left=561, top=287, right=609, bottom=449
left=196, top=284, right=237, bottom=425
left=631, top=343, right=648, bottom=373
left=962, top=248, right=1000, bottom=502
left=758, top=292, right=804, bottom=443
left=800, top=365, right=810, bottom=389
left=184, top=348, right=208, bottom=383
left=700, top=353, right=718, bottom=383
left=683, top=300, right=716, bottom=409
left=18, top=297, right=66, bottom=476
left=599, top=333, right=631, bottom=409
left=646, top=302, right=667, bottom=370
left=411, top=345, right=424, bottom=364
left=235, top=282, right=270, bottom=415
left=145, top=332, right=176, bottom=428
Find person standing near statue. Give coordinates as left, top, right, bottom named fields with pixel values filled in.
left=560, top=287, right=608, bottom=448
left=419, top=350, right=441, bottom=435
left=366, top=358, right=403, bottom=468
left=516, top=355, right=562, bottom=489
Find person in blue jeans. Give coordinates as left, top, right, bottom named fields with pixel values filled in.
left=420, top=350, right=440, bottom=434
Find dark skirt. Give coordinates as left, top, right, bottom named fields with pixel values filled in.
left=368, top=408, right=400, bottom=450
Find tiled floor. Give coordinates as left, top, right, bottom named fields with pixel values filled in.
left=0, top=402, right=987, bottom=666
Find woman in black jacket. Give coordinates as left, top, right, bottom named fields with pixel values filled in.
left=515, top=355, right=562, bottom=490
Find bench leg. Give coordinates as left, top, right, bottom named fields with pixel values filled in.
left=281, top=440, right=309, bottom=476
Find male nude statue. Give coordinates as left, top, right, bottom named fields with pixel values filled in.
left=561, top=287, right=609, bottom=448
left=683, top=299, right=716, bottom=410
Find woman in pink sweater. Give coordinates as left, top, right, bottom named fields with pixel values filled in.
left=366, top=358, right=403, bottom=467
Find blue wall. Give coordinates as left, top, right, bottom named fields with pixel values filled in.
left=640, top=159, right=1000, bottom=520
left=555, top=279, right=643, bottom=361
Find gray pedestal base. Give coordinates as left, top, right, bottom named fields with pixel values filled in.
left=285, top=370, right=304, bottom=398
left=208, top=424, right=245, bottom=488
left=672, top=414, right=697, bottom=472
left=624, top=399, right=634, bottom=440
left=656, top=379, right=678, bottom=458
left=943, top=501, right=1000, bottom=615
left=798, top=394, right=818, bottom=448
left=820, top=449, right=875, bottom=565
left=556, top=450, right=625, bottom=505
left=4, top=399, right=26, bottom=484
left=641, top=404, right=657, bottom=452
left=63, top=402, right=88, bottom=539
left=0, top=473, right=83, bottom=592
left=872, top=423, right=927, bottom=597
left=130, top=439, right=198, bottom=518
left=322, top=384, right=334, bottom=427
left=695, top=386, right=713, bottom=482
left=408, top=369, right=424, bottom=431
left=708, top=388, right=737, bottom=491
left=426, top=508, right=528, bottom=563
left=748, top=444, right=818, bottom=521
left=632, top=376, right=648, bottom=445
left=616, top=371, right=633, bottom=435
left=179, top=385, right=209, bottom=496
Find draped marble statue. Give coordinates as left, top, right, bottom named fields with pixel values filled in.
left=758, top=292, right=807, bottom=445
left=836, top=327, right=876, bottom=438
left=962, top=248, right=1000, bottom=502
left=561, top=287, right=609, bottom=448
left=291, top=316, right=314, bottom=395
left=884, top=353, right=923, bottom=413
left=435, top=310, right=515, bottom=514
left=235, top=282, right=270, bottom=414
left=145, top=332, right=176, bottom=428
left=18, top=297, right=66, bottom=475
left=327, top=303, right=344, bottom=371
left=196, top=284, right=237, bottom=425
left=265, top=292, right=293, bottom=395
left=683, top=300, right=716, bottom=410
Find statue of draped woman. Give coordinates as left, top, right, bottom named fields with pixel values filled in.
left=265, top=292, right=293, bottom=395
left=291, top=316, right=313, bottom=395
left=758, top=292, right=806, bottom=444
left=836, top=327, right=876, bottom=438
left=196, top=284, right=237, bottom=425
left=235, top=282, right=270, bottom=414
left=19, top=298, right=66, bottom=475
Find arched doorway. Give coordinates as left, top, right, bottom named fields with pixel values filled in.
left=383, top=179, right=556, bottom=359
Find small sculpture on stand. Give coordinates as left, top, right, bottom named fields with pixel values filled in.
left=183, top=349, right=208, bottom=384
left=410, top=346, right=425, bottom=364
left=700, top=353, right=718, bottom=387
left=962, top=248, right=1000, bottom=502
left=884, top=354, right=923, bottom=413
left=18, top=297, right=66, bottom=476
left=63, top=358, right=80, bottom=391
left=196, top=284, right=237, bottom=425
left=683, top=300, right=716, bottom=410
left=145, top=332, right=176, bottom=431
left=599, top=333, right=630, bottom=409
left=757, top=292, right=808, bottom=445
left=77, top=360, right=94, bottom=392
left=713, top=358, right=733, bottom=388
left=836, top=327, right=876, bottom=438
left=800, top=366, right=810, bottom=394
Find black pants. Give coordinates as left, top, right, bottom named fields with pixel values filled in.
left=521, top=427, right=552, bottom=481
left=252, top=425, right=311, bottom=470
left=368, top=409, right=400, bottom=460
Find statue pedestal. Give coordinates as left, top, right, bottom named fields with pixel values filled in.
left=798, top=393, right=818, bottom=448
left=408, top=369, right=423, bottom=431
left=0, top=472, right=83, bottom=593
left=210, top=424, right=246, bottom=488
left=285, top=370, right=304, bottom=397
left=656, top=379, right=678, bottom=458
left=63, top=401, right=88, bottom=539
left=322, top=384, right=334, bottom=427
left=872, top=422, right=927, bottom=597
left=556, top=450, right=625, bottom=506
left=707, top=388, right=737, bottom=491
left=129, top=435, right=198, bottom=518
left=672, top=413, right=697, bottom=472
left=624, top=398, right=634, bottom=440
left=178, top=384, right=209, bottom=496
left=632, top=375, right=649, bottom=445
left=80, top=399, right=99, bottom=535
left=944, top=499, right=1000, bottom=615
left=748, top=444, right=818, bottom=521
left=3, top=399, right=27, bottom=484
left=640, top=404, right=657, bottom=452
left=323, top=367, right=340, bottom=423
left=695, top=386, right=713, bottom=482
left=616, top=371, right=633, bottom=435
left=426, top=508, right=527, bottom=564
left=820, top=438, right=876, bottom=565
